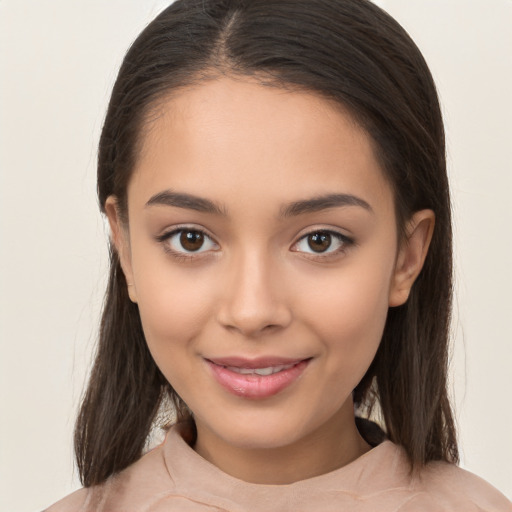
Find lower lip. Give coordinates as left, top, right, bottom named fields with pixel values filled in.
left=206, top=359, right=310, bottom=399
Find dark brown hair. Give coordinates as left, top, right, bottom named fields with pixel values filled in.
left=75, top=0, right=458, bottom=487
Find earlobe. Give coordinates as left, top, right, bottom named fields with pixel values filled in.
left=104, top=196, right=138, bottom=303
left=388, top=209, right=435, bottom=307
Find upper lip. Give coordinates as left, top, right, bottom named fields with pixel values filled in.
left=205, top=356, right=310, bottom=369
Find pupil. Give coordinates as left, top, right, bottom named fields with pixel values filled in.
left=308, top=232, right=331, bottom=252
left=180, top=231, right=204, bottom=251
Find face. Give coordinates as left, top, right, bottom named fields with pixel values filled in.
left=107, top=77, right=432, bottom=468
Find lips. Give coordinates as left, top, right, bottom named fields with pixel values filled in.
left=205, top=356, right=311, bottom=399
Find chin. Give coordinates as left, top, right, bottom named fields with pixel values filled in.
left=205, top=408, right=320, bottom=451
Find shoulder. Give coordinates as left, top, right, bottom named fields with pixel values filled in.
left=43, top=487, right=90, bottom=512
left=409, top=460, right=512, bottom=511
left=359, top=441, right=511, bottom=511
left=44, top=440, right=175, bottom=512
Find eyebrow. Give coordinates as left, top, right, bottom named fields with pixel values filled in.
left=280, top=193, right=373, bottom=217
left=145, top=190, right=372, bottom=217
left=145, top=190, right=226, bottom=215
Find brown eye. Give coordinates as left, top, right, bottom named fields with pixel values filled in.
left=160, top=228, right=218, bottom=256
left=307, top=232, right=332, bottom=252
left=180, top=230, right=204, bottom=252
left=292, top=230, right=353, bottom=257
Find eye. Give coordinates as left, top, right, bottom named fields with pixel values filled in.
left=159, top=228, right=219, bottom=255
left=292, top=230, right=353, bottom=256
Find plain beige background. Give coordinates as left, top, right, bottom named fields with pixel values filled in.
left=0, top=1, right=511, bottom=511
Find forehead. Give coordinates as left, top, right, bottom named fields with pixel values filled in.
left=129, top=77, right=393, bottom=216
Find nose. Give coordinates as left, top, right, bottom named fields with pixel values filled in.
left=216, top=249, right=292, bottom=338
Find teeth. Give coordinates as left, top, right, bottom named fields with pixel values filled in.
left=225, top=363, right=294, bottom=376
left=254, top=367, right=276, bottom=376
left=234, top=367, right=258, bottom=375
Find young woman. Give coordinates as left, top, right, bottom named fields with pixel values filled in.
left=45, top=0, right=512, bottom=510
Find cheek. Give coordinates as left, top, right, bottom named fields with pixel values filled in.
left=135, top=275, right=214, bottom=398
left=302, top=259, right=393, bottom=378
left=131, top=253, right=215, bottom=361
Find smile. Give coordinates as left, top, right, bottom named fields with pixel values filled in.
left=205, top=357, right=311, bottom=399
left=223, top=363, right=297, bottom=376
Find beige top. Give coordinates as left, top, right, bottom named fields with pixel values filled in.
left=46, top=425, right=512, bottom=512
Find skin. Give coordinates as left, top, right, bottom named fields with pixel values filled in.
left=106, top=77, right=434, bottom=484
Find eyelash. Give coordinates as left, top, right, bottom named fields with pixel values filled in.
left=156, top=227, right=354, bottom=262
left=292, top=230, right=354, bottom=260
left=156, top=227, right=218, bottom=262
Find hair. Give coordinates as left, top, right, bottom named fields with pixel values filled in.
left=75, top=0, right=458, bottom=487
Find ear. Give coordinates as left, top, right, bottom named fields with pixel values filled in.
left=104, top=196, right=138, bottom=303
left=388, top=209, right=435, bottom=307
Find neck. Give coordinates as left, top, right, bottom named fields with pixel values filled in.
left=193, top=401, right=371, bottom=484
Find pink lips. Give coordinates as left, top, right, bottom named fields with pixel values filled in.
left=205, top=356, right=310, bottom=399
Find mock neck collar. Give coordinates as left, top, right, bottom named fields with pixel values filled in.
left=161, top=423, right=406, bottom=512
